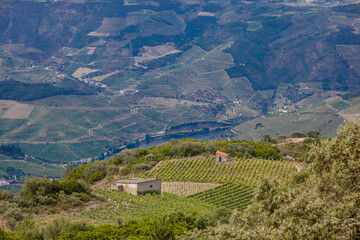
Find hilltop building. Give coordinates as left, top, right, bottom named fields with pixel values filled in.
left=216, top=151, right=229, bottom=162
left=111, top=176, right=161, bottom=195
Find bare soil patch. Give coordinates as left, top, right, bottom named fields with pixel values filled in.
left=198, top=12, right=215, bottom=17
left=92, top=70, right=120, bottom=82
left=162, top=181, right=220, bottom=196
left=293, top=162, right=308, bottom=172
left=275, top=138, right=306, bottom=146
left=136, top=97, right=208, bottom=108
left=0, top=100, right=34, bottom=119
left=134, top=44, right=181, bottom=65
left=72, top=68, right=99, bottom=79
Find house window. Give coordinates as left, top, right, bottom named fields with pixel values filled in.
left=150, top=185, right=153, bottom=188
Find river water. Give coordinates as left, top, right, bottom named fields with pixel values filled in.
left=105, top=129, right=227, bottom=160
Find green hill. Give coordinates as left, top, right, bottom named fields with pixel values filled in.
left=188, top=183, right=254, bottom=211
left=139, top=157, right=296, bottom=185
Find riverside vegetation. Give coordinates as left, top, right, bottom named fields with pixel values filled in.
left=0, top=122, right=359, bottom=239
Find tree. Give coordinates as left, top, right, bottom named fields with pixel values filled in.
left=290, top=131, right=307, bottom=138
left=306, top=130, right=320, bottom=138
left=0, top=190, right=14, bottom=201
left=62, top=164, right=73, bottom=178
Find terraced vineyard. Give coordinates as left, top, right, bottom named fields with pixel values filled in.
left=138, top=157, right=296, bottom=186
left=68, top=190, right=216, bottom=223
left=188, top=183, right=254, bottom=210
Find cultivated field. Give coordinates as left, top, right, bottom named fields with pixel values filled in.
left=68, top=190, right=216, bottom=223
left=188, top=183, right=254, bottom=210
left=162, top=181, right=219, bottom=196
left=139, top=157, right=296, bottom=186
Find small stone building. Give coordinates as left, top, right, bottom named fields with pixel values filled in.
left=216, top=151, right=229, bottom=162
left=111, top=176, right=162, bottom=195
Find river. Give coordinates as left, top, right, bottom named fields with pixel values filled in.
left=105, top=129, right=227, bottom=160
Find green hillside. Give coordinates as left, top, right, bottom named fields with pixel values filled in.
left=139, top=157, right=296, bottom=185
left=68, top=190, right=216, bottom=223
left=188, top=183, right=254, bottom=211
left=0, top=0, right=360, bottom=168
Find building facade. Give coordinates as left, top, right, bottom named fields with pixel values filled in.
left=111, top=177, right=162, bottom=195
left=216, top=151, right=229, bottom=162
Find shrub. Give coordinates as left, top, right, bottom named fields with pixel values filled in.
left=88, top=171, right=105, bottom=184
left=120, top=167, right=131, bottom=176
left=3, top=207, right=23, bottom=230
left=20, top=177, right=53, bottom=201
left=290, top=131, right=307, bottom=138
left=53, top=180, right=88, bottom=194
left=0, top=190, right=14, bottom=201
left=68, top=161, right=106, bottom=182
left=307, top=130, right=320, bottom=138
left=107, top=165, right=119, bottom=176
left=43, top=218, right=91, bottom=240
left=137, top=190, right=160, bottom=196
left=15, top=215, right=42, bottom=240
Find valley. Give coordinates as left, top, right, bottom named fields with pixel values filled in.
left=0, top=0, right=359, bottom=184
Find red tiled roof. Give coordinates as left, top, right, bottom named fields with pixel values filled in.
left=216, top=151, right=229, bottom=157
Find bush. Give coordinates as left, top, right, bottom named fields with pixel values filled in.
left=68, top=161, right=106, bottom=182
left=131, top=163, right=150, bottom=173
left=0, top=201, right=18, bottom=214
left=120, top=167, right=131, bottom=176
left=53, top=180, right=88, bottom=195
left=107, top=166, right=119, bottom=176
left=0, top=190, right=14, bottom=201
left=58, top=192, right=85, bottom=209
left=3, top=207, right=23, bottom=230
left=307, top=130, right=320, bottom=138
left=137, top=190, right=160, bottom=196
left=88, top=171, right=105, bottom=184
left=15, top=215, right=42, bottom=240
left=290, top=131, right=307, bottom=138
left=43, top=218, right=91, bottom=240
left=20, top=177, right=53, bottom=201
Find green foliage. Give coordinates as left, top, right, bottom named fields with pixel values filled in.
left=306, top=130, right=320, bottom=138
left=19, top=177, right=90, bottom=208
left=277, top=138, right=318, bottom=161
left=137, top=190, right=160, bottom=196
left=0, top=80, right=94, bottom=101
left=109, top=139, right=281, bottom=178
left=43, top=218, right=91, bottom=240
left=15, top=215, right=42, bottom=240
left=3, top=207, right=23, bottom=230
left=88, top=171, right=105, bottom=184
left=0, top=228, right=20, bottom=240
left=180, top=121, right=360, bottom=239
left=0, top=190, right=14, bottom=201
left=57, top=212, right=211, bottom=240
left=20, top=177, right=54, bottom=202
left=52, top=180, right=88, bottom=194
left=290, top=131, right=307, bottom=138
left=0, top=145, right=24, bottom=159
left=68, top=161, right=106, bottom=183
left=71, top=190, right=216, bottom=221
